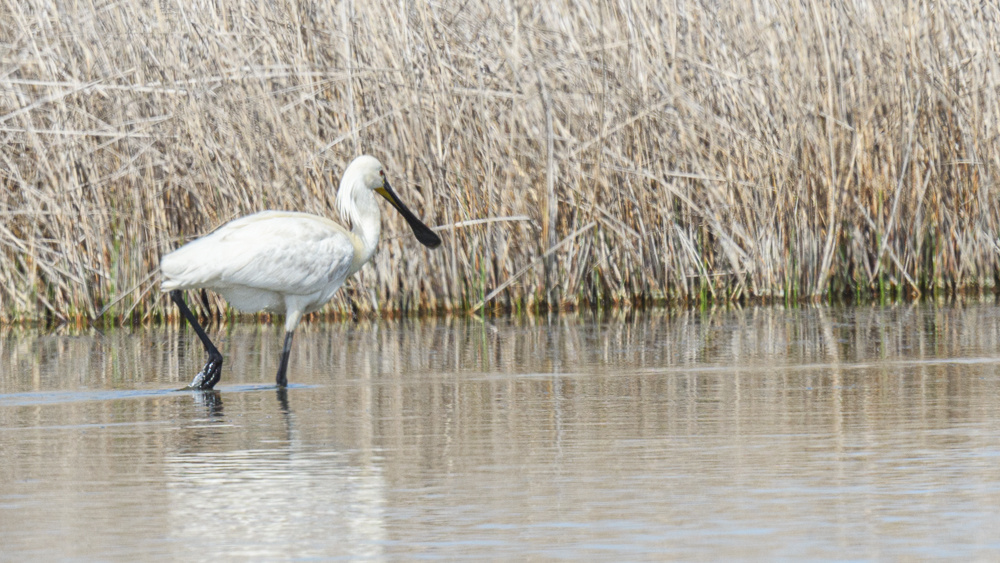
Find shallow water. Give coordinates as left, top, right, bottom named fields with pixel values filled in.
left=3, top=304, right=1000, bottom=560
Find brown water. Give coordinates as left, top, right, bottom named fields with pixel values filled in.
left=3, top=304, right=1000, bottom=560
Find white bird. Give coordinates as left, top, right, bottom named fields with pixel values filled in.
left=160, top=155, right=441, bottom=390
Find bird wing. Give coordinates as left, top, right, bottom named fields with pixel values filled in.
left=161, top=211, right=360, bottom=296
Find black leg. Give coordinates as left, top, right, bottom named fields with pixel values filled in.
left=171, top=290, right=224, bottom=390
left=276, top=330, right=294, bottom=388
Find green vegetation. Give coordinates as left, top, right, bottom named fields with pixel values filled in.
left=1, top=1, right=999, bottom=325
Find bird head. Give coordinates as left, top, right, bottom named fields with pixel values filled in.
left=337, top=155, right=442, bottom=249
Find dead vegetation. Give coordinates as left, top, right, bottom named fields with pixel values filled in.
left=1, top=0, right=999, bottom=324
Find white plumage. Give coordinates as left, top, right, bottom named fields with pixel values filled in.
left=161, top=155, right=441, bottom=390
left=162, top=212, right=358, bottom=330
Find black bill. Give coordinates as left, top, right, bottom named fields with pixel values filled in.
left=376, top=180, right=442, bottom=248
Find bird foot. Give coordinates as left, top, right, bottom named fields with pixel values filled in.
left=185, top=354, right=223, bottom=390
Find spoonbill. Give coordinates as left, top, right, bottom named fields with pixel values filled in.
left=161, top=155, right=441, bottom=390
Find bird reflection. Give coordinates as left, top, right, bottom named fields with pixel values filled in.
left=276, top=387, right=294, bottom=444
left=182, top=385, right=293, bottom=440
left=189, top=389, right=224, bottom=417
left=276, top=387, right=290, bottom=415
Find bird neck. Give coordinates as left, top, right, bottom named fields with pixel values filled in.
left=349, top=193, right=382, bottom=267
left=336, top=169, right=383, bottom=272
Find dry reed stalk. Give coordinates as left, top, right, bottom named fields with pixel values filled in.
left=1, top=0, right=999, bottom=324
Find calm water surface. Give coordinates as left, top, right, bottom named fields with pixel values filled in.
left=3, top=304, right=1000, bottom=560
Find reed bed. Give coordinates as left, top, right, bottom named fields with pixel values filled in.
left=1, top=0, right=999, bottom=324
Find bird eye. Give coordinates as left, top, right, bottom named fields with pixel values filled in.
left=379, top=170, right=385, bottom=177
